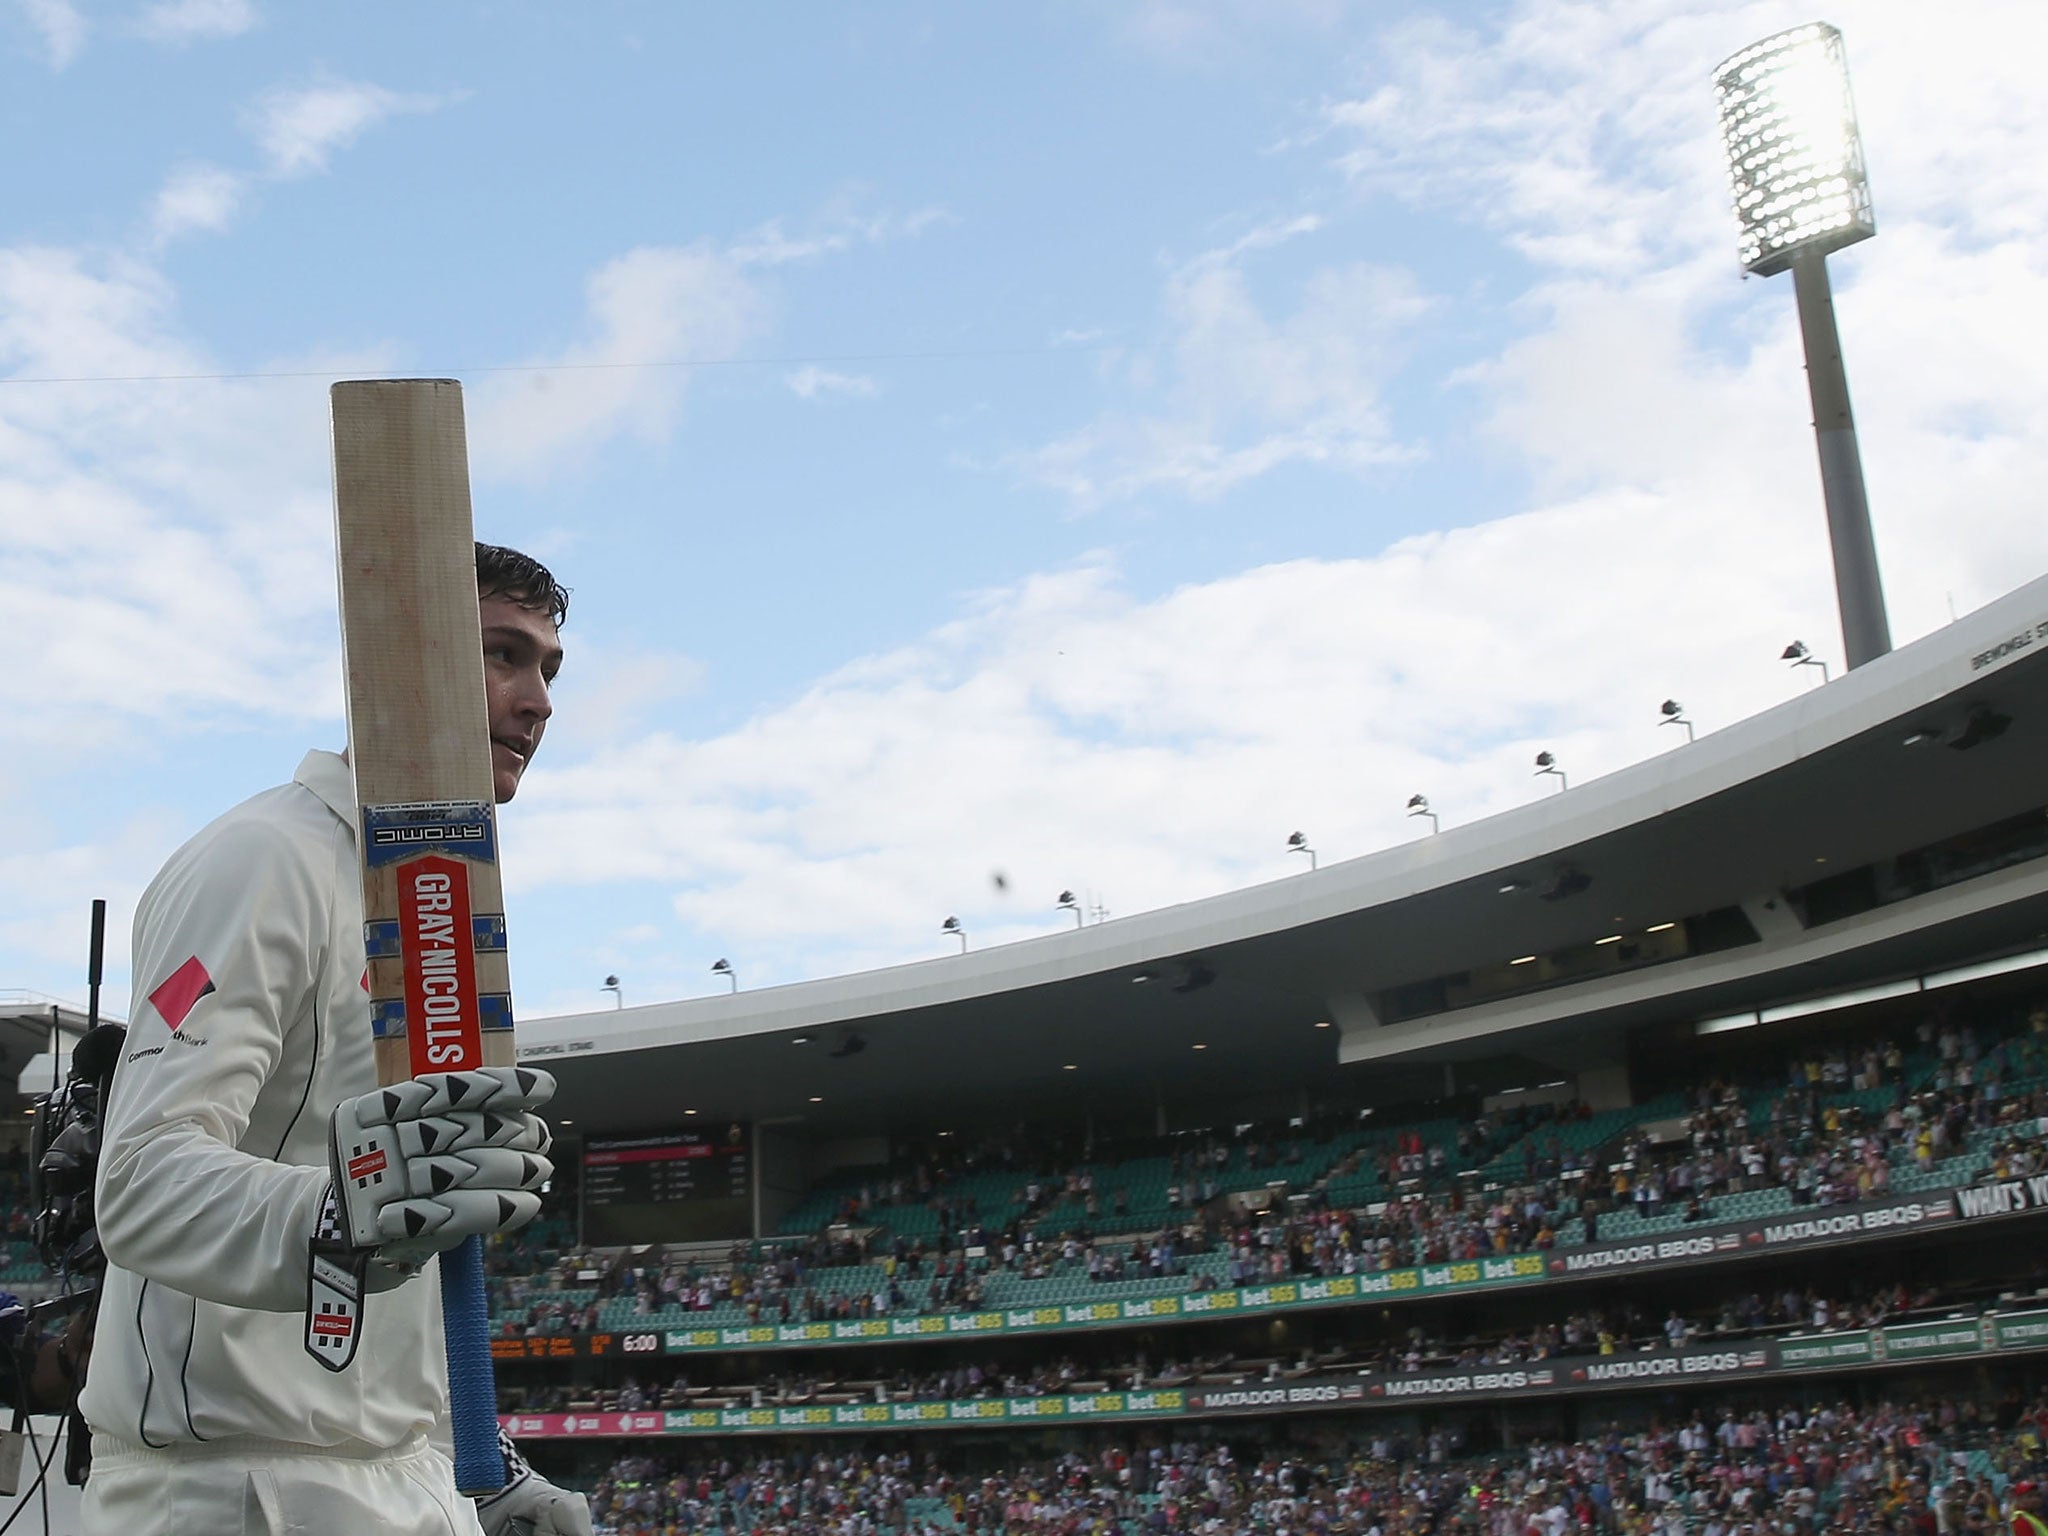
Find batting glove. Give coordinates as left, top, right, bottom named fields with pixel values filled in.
left=475, top=1429, right=595, bottom=1536
left=328, top=1067, right=554, bottom=1266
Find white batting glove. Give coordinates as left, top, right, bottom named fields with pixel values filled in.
left=475, top=1430, right=595, bottom=1536
left=328, top=1067, right=554, bottom=1265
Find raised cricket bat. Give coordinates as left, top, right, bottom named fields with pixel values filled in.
left=331, top=377, right=510, bottom=1494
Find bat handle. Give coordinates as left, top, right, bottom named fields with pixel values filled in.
left=440, top=1234, right=505, bottom=1495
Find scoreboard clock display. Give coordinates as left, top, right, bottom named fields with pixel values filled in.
left=580, top=1125, right=753, bottom=1245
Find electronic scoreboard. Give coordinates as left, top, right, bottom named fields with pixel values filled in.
left=580, top=1124, right=752, bottom=1245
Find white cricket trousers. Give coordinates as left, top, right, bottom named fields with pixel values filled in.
left=83, top=1433, right=486, bottom=1536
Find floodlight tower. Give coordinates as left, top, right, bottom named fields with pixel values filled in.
left=1714, top=21, right=1890, bottom=670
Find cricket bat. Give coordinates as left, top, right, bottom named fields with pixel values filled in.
left=331, top=377, right=510, bottom=1495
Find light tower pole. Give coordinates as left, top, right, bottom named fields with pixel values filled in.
left=1715, top=22, right=1890, bottom=669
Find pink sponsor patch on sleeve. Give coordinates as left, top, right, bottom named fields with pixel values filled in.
left=148, top=955, right=216, bottom=1031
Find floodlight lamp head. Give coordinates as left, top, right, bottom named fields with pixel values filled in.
left=1783, top=641, right=1809, bottom=662
left=1714, top=21, right=1875, bottom=277
left=1287, top=831, right=1307, bottom=849
left=1661, top=700, right=1683, bottom=718
left=942, top=916, right=961, bottom=933
left=1057, top=890, right=1077, bottom=907
left=1534, top=751, right=1555, bottom=770
left=710, top=958, right=731, bottom=975
left=1407, top=794, right=1428, bottom=811
left=603, top=974, right=620, bottom=989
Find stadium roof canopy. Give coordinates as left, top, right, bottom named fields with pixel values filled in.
left=528, top=576, right=2048, bottom=1143
left=0, top=996, right=97, bottom=1103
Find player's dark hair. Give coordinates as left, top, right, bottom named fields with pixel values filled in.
left=475, top=543, right=570, bottom=628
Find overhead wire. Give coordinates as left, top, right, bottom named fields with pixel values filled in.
left=0, top=342, right=1121, bottom=390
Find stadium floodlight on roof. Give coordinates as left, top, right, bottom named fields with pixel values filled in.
left=1714, top=21, right=1891, bottom=672
left=1714, top=23, right=1874, bottom=278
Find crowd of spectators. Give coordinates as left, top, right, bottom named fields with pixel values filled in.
left=491, top=1105, right=2047, bottom=1340
left=488, top=1102, right=1599, bottom=1335
left=1614, top=1011, right=2048, bottom=1225
left=574, top=1391, right=2048, bottom=1535
left=499, top=1278, right=1960, bottom=1418
left=1346, top=1277, right=1946, bottom=1380
left=816, top=1128, right=1372, bottom=1237
left=481, top=1001, right=2048, bottom=1346
left=494, top=1192, right=1580, bottom=1339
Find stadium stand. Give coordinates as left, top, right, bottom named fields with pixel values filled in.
left=570, top=1394, right=2048, bottom=1535
left=480, top=991, right=2048, bottom=1353
left=10, top=579, right=2048, bottom=1535
left=440, top=965, right=2048, bottom=1536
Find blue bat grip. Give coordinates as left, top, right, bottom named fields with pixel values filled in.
left=440, top=1234, right=504, bottom=1495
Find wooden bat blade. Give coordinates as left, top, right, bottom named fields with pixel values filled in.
left=331, top=378, right=514, bottom=1086
left=330, top=376, right=511, bottom=1496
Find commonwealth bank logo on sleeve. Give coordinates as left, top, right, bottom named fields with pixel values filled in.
left=131, top=955, right=216, bottom=1062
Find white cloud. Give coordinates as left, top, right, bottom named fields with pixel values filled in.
left=142, top=76, right=451, bottom=246
left=728, top=207, right=952, bottom=267
left=14, top=0, right=85, bottom=67
left=136, top=0, right=257, bottom=43
left=558, top=642, right=707, bottom=747
left=1215, top=213, right=1323, bottom=259
left=249, top=78, right=451, bottom=179
left=468, top=245, right=767, bottom=479
left=499, top=0, right=2048, bottom=997
left=0, top=242, right=395, bottom=1002
left=148, top=163, right=245, bottom=244
left=1325, top=11, right=1707, bottom=272
left=787, top=366, right=879, bottom=400
left=9, top=0, right=2047, bottom=1021
left=1325, top=1, right=2048, bottom=271
left=1118, top=0, right=1353, bottom=65
left=1321, top=0, right=2048, bottom=641
left=1016, top=218, right=1430, bottom=506
left=0, top=813, right=180, bottom=1019
left=0, top=248, right=373, bottom=737
left=507, top=482, right=1842, bottom=990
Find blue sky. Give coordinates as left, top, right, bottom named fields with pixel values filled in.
left=3, top=0, right=2045, bottom=1023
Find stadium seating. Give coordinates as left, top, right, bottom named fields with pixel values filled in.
left=477, top=997, right=2048, bottom=1356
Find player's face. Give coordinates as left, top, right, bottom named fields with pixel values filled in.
left=480, top=593, right=562, bottom=804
